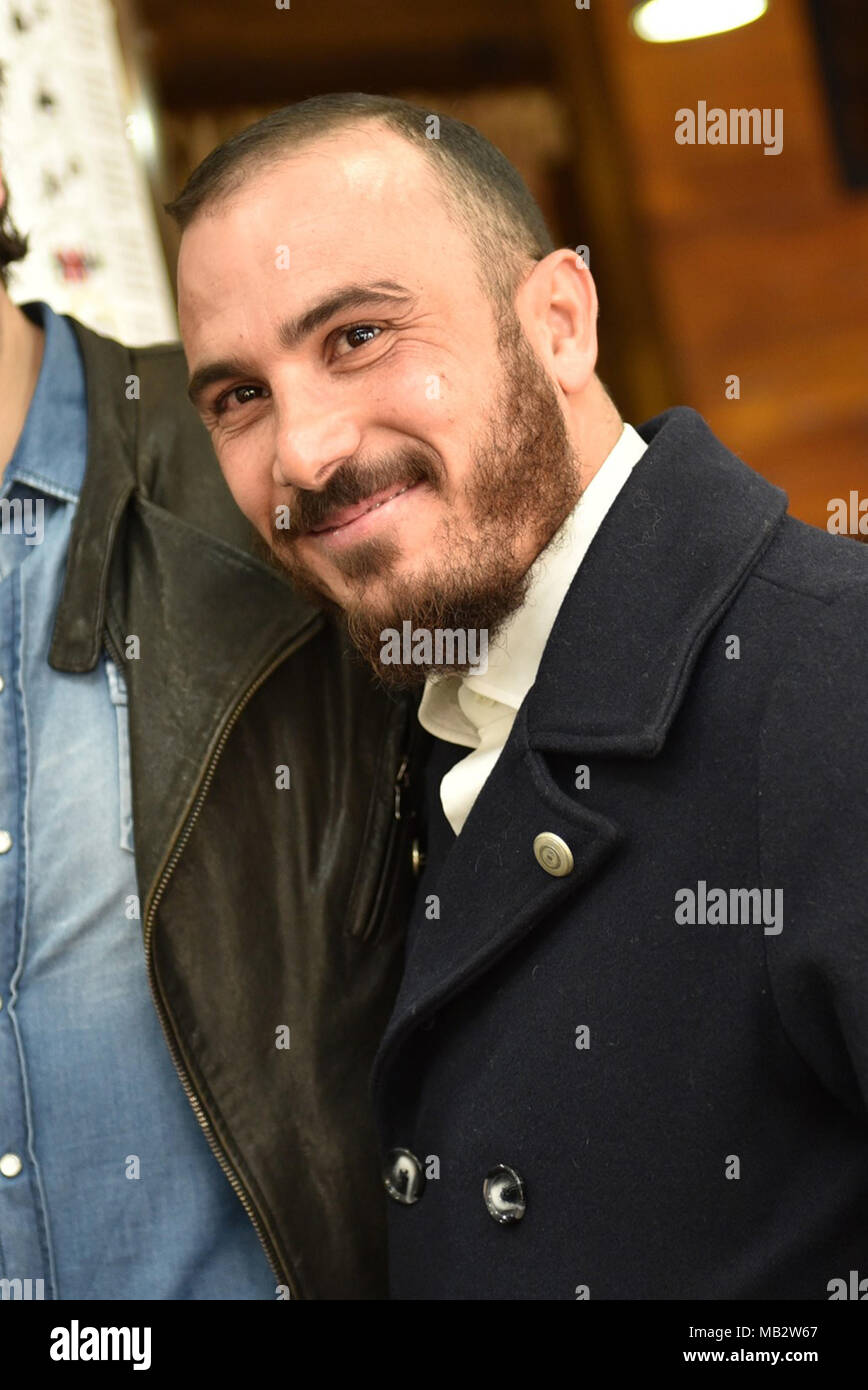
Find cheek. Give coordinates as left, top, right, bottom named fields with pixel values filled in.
left=375, top=344, right=464, bottom=428
left=382, top=359, right=475, bottom=487
left=214, top=436, right=274, bottom=533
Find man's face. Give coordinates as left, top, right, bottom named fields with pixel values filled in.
left=178, top=127, right=581, bottom=685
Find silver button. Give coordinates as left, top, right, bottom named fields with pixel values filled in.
left=0, top=675, right=5, bottom=692
left=0, top=830, right=12, bottom=855
left=0, top=1153, right=23, bottom=1179
left=483, top=1164, right=526, bottom=1224
left=383, top=1147, right=425, bottom=1205
left=533, top=832, right=573, bottom=877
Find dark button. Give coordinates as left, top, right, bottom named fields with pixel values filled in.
left=383, top=1147, right=425, bottom=1204
left=483, top=1164, right=526, bottom=1224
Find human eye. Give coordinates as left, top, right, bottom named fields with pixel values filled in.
left=213, top=384, right=268, bottom=417
left=332, top=323, right=383, bottom=358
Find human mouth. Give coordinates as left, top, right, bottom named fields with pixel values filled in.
left=306, top=481, right=422, bottom=539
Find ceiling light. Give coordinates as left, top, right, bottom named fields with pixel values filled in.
left=630, top=0, right=769, bottom=44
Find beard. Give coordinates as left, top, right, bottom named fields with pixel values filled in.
left=267, top=309, right=583, bottom=689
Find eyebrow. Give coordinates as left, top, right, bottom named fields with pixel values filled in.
left=187, top=354, right=257, bottom=409
left=187, top=279, right=415, bottom=408
left=278, top=280, right=415, bottom=351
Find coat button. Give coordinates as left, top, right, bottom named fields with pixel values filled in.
left=483, top=1164, right=526, bottom=1224
left=411, top=838, right=426, bottom=876
left=383, top=1147, right=425, bottom=1204
left=533, top=832, right=573, bottom=877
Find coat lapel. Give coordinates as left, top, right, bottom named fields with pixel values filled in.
left=371, top=715, right=623, bottom=1102
left=372, top=407, right=789, bottom=1096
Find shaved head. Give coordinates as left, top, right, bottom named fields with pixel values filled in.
left=167, top=92, right=555, bottom=323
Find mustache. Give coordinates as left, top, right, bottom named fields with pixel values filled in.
left=285, top=447, right=444, bottom=537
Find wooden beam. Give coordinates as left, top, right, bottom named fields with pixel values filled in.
left=153, top=41, right=550, bottom=110
left=533, top=0, right=679, bottom=421
left=137, top=0, right=548, bottom=108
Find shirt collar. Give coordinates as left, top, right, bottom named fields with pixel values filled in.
left=418, top=421, right=648, bottom=745
left=2, top=301, right=88, bottom=504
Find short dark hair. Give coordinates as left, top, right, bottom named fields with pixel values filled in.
left=165, top=92, right=556, bottom=316
left=0, top=65, right=29, bottom=286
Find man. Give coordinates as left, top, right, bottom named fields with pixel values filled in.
left=0, top=139, right=417, bottom=1299
left=172, top=92, right=868, bottom=1300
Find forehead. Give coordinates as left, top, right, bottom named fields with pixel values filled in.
left=177, top=127, right=476, bottom=330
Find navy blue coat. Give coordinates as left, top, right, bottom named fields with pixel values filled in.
left=371, top=406, right=868, bottom=1300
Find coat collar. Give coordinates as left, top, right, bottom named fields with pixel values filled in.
left=371, top=407, right=789, bottom=1099
left=525, top=406, right=788, bottom=758
left=48, top=318, right=138, bottom=671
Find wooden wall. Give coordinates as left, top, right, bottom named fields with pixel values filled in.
left=590, top=0, right=868, bottom=529
left=131, top=0, right=867, bottom=531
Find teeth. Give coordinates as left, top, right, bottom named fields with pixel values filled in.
left=366, top=483, right=410, bottom=515
left=322, top=483, right=413, bottom=533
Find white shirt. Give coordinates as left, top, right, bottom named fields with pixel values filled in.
left=417, top=421, right=648, bottom=834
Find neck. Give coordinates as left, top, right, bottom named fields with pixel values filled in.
left=571, top=376, right=626, bottom=494
left=0, top=291, right=45, bottom=483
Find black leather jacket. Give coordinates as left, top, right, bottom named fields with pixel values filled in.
left=50, top=317, right=424, bottom=1299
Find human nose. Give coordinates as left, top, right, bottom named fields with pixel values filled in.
left=271, top=375, right=363, bottom=491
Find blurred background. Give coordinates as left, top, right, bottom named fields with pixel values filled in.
left=2, top=0, right=865, bottom=531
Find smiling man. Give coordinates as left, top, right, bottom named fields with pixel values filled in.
left=171, top=93, right=868, bottom=1301
left=175, top=100, right=622, bottom=680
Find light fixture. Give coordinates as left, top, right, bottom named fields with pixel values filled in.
left=124, top=105, right=157, bottom=167
left=630, top=0, right=768, bottom=44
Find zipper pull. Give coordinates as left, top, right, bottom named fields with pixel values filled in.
left=393, top=754, right=410, bottom=821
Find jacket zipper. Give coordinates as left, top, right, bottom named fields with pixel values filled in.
left=393, top=753, right=409, bottom=821
left=106, top=625, right=318, bottom=1299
